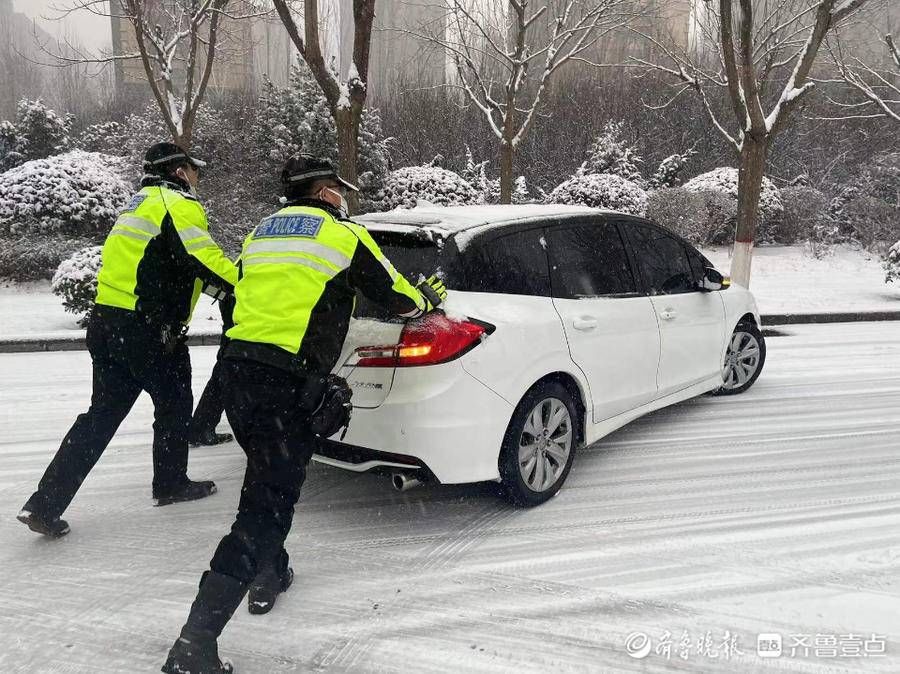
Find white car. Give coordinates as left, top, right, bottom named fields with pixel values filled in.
left=313, top=205, right=765, bottom=506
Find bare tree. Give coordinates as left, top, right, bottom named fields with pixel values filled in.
left=272, top=0, right=376, bottom=214
left=404, top=0, right=640, bottom=203
left=826, top=33, right=899, bottom=123
left=635, top=0, right=873, bottom=287
left=40, top=0, right=266, bottom=147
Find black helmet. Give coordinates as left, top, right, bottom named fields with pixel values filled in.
left=281, top=154, right=359, bottom=193
left=143, top=142, right=207, bottom=175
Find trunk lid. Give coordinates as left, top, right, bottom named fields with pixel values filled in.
left=334, top=224, right=451, bottom=408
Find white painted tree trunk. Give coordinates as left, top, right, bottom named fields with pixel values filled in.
left=730, top=240, right=753, bottom=288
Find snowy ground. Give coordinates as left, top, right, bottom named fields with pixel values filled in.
left=0, top=281, right=222, bottom=341
left=1, top=322, right=899, bottom=672
left=1, top=245, right=899, bottom=343
left=700, top=245, right=900, bottom=315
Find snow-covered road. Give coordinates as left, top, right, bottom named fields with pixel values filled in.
left=1, top=322, right=899, bottom=673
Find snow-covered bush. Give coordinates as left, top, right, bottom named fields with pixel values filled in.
left=0, top=150, right=132, bottom=236
left=858, top=152, right=900, bottom=207
left=648, top=149, right=696, bottom=190
left=254, top=64, right=391, bottom=204
left=461, top=146, right=531, bottom=204
left=0, top=120, right=25, bottom=170
left=78, top=121, right=130, bottom=156
left=777, top=186, right=832, bottom=245
left=830, top=153, right=899, bottom=248
left=374, top=164, right=479, bottom=210
left=0, top=233, right=96, bottom=281
left=121, top=106, right=167, bottom=162
left=847, top=196, right=900, bottom=252
left=885, top=240, right=900, bottom=285
left=577, top=121, right=644, bottom=186
left=0, top=99, right=73, bottom=170
left=683, top=167, right=783, bottom=242
left=647, top=188, right=707, bottom=243
left=546, top=173, right=648, bottom=216
left=51, top=245, right=102, bottom=325
left=647, top=187, right=736, bottom=245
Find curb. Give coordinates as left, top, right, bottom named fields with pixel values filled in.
left=0, top=333, right=223, bottom=354
left=762, top=311, right=900, bottom=325
left=1, top=312, right=899, bottom=354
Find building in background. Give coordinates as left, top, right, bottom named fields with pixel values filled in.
left=103, top=0, right=898, bottom=103
left=0, top=0, right=72, bottom=119
left=108, top=0, right=258, bottom=99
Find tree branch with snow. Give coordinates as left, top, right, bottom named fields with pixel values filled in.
left=633, top=0, right=874, bottom=287
left=825, top=33, right=900, bottom=123
left=39, top=0, right=260, bottom=148
left=272, top=0, right=376, bottom=214
left=400, top=0, right=644, bottom=203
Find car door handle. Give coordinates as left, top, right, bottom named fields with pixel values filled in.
left=659, top=308, right=677, bottom=321
left=573, top=317, right=598, bottom=331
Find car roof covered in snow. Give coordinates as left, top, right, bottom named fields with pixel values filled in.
left=356, top=204, right=630, bottom=239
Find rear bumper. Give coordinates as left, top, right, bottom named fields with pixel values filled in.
left=314, top=440, right=437, bottom=479
left=312, top=361, right=513, bottom=484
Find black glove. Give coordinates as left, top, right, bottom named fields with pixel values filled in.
left=309, top=375, right=353, bottom=439
left=161, top=323, right=188, bottom=354
left=417, top=274, right=448, bottom=312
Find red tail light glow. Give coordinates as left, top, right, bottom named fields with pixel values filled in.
left=355, top=313, right=489, bottom=367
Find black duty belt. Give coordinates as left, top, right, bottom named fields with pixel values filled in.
left=223, top=340, right=312, bottom=377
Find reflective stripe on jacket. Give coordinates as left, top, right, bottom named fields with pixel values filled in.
left=95, top=183, right=238, bottom=326
left=226, top=204, right=426, bottom=375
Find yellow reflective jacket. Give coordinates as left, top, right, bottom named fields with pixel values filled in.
left=226, top=202, right=427, bottom=375
left=95, top=181, right=238, bottom=326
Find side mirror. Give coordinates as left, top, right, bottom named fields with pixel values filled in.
left=699, top=267, right=730, bottom=291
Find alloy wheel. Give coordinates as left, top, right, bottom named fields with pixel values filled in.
left=518, top=397, right=573, bottom=492
left=721, top=330, right=761, bottom=391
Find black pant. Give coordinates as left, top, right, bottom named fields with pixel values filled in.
left=190, top=298, right=234, bottom=437
left=190, top=356, right=225, bottom=437
left=26, top=307, right=193, bottom=520
left=208, top=359, right=321, bottom=584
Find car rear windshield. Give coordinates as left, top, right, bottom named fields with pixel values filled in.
left=354, top=229, right=456, bottom=321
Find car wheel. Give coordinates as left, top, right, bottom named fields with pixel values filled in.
left=713, top=322, right=766, bottom=395
left=499, top=382, right=579, bottom=507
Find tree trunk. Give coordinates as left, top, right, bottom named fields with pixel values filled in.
left=175, top=128, right=191, bottom=150
left=499, top=140, right=514, bottom=205
left=335, top=106, right=361, bottom=214
left=730, top=136, right=769, bottom=288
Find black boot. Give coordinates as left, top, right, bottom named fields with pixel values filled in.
left=153, top=480, right=217, bottom=507
left=162, top=572, right=248, bottom=674
left=189, top=430, right=234, bottom=448
left=17, top=507, right=70, bottom=538
left=248, top=564, right=294, bottom=615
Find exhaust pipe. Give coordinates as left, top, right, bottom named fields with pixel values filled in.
left=392, top=472, right=422, bottom=492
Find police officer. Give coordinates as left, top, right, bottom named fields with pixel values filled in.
left=18, top=142, right=239, bottom=538
left=162, top=155, right=447, bottom=674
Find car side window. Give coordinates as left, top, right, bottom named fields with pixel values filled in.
left=465, top=228, right=551, bottom=297
left=546, top=223, right=637, bottom=298
left=627, top=223, right=697, bottom=295
left=685, top=244, right=711, bottom=284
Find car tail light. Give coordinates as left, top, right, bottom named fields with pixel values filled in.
left=355, top=313, right=489, bottom=367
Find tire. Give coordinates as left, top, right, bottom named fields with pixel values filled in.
left=713, top=321, right=766, bottom=396
left=499, top=382, right=579, bottom=507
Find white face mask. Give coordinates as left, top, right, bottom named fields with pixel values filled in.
left=177, top=168, right=199, bottom=197
left=324, top=187, right=349, bottom=218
